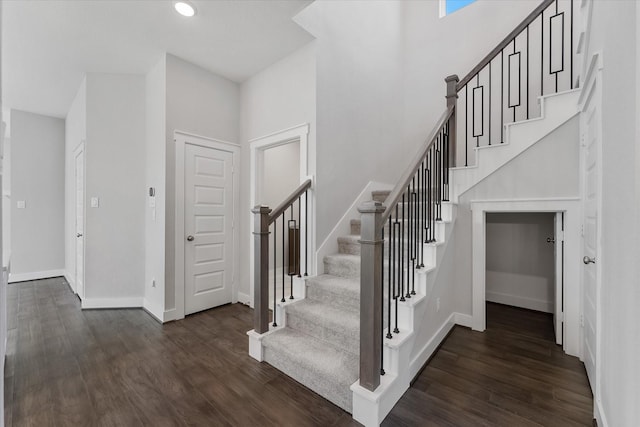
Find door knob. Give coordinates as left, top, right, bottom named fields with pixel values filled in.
left=583, top=256, right=595, bottom=265
left=546, top=237, right=555, bottom=243
left=187, top=235, right=195, bottom=242
left=77, top=233, right=83, bottom=238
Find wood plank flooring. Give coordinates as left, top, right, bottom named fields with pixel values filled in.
left=4, top=278, right=356, bottom=426
left=5, top=278, right=593, bottom=426
left=384, top=303, right=594, bottom=426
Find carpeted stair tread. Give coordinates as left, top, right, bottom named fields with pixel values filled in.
left=262, top=327, right=358, bottom=412
left=286, top=299, right=359, bottom=354
left=338, top=234, right=361, bottom=255
left=306, top=274, right=360, bottom=309
left=324, top=254, right=360, bottom=279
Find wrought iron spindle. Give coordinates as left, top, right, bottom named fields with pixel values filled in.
left=281, top=215, right=285, bottom=303
left=387, top=215, right=393, bottom=339
left=380, top=225, right=385, bottom=376
left=393, top=206, right=399, bottom=334
left=273, top=220, right=277, bottom=327
left=297, top=196, right=302, bottom=279
left=304, top=190, right=308, bottom=277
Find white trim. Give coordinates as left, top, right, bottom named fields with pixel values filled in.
left=248, top=123, right=312, bottom=308
left=595, top=398, right=608, bottom=427
left=237, top=291, right=251, bottom=306
left=64, top=272, right=76, bottom=293
left=81, top=297, right=143, bottom=309
left=9, top=269, right=66, bottom=283
left=163, top=308, right=177, bottom=322
left=315, top=181, right=393, bottom=276
left=73, top=140, right=86, bottom=298
left=174, top=131, right=240, bottom=320
left=470, top=198, right=582, bottom=358
left=143, top=298, right=165, bottom=323
left=486, top=291, right=554, bottom=313
left=409, top=312, right=457, bottom=379
left=174, top=130, right=239, bottom=148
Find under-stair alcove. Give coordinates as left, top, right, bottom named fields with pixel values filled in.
left=485, top=212, right=556, bottom=313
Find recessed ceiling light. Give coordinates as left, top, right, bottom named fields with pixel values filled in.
left=174, top=1, right=196, bottom=17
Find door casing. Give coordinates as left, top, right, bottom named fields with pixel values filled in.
left=174, top=131, right=240, bottom=320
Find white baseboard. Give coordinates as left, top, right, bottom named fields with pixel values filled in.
left=142, top=298, right=165, bottom=323
left=163, top=308, right=177, bottom=322
left=454, top=312, right=474, bottom=328
left=81, top=297, right=143, bottom=309
left=486, top=291, right=553, bottom=313
left=63, top=273, right=76, bottom=293
left=9, top=269, right=66, bottom=283
left=237, top=291, right=252, bottom=307
left=409, top=312, right=457, bottom=380
left=595, top=398, right=608, bottom=427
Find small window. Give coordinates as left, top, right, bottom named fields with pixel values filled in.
left=440, top=0, right=476, bottom=17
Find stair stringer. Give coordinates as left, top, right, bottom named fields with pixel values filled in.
left=451, top=89, right=580, bottom=202
left=351, top=203, right=465, bottom=427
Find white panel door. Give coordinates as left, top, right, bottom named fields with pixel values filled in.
left=74, top=147, right=85, bottom=299
left=554, top=212, right=564, bottom=346
left=582, top=74, right=601, bottom=394
left=184, top=143, right=233, bottom=315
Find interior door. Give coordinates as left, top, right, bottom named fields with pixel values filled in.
left=74, top=146, right=85, bottom=299
left=553, top=212, right=564, bottom=345
left=582, top=74, right=600, bottom=394
left=184, top=143, right=234, bottom=315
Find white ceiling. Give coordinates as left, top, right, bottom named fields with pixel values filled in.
left=2, top=0, right=314, bottom=118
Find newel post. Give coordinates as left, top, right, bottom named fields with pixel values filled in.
left=252, top=205, right=272, bottom=334
left=358, top=201, right=385, bottom=391
left=445, top=74, right=459, bottom=168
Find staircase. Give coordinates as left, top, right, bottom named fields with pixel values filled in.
left=261, top=190, right=389, bottom=412
left=249, top=1, right=579, bottom=425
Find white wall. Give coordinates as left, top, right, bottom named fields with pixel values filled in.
left=164, top=54, right=240, bottom=313
left=454, top=116, right=579, bottom=316
left=293, top=1, right=540, bottom=246
left=10, top=110, right=65, bottom=279
left=261, top=142, right=300, bottom=207
left=486, top=212, right=555, bottom=313
left=144, top=55, right=166, bottom=319
left=239, top=42, right=316, bottom=300
left=0, top=3, right=5, bottom=420
left=587, top=1, right=640, bottom=424
left=84, top=73, right=146, bottom=303
left=64, top=78, right=86, bottom=292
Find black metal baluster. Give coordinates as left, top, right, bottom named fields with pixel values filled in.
left=436, top=137, right=442, bottom=222
left=555, top=0, right=559, bottom=93
left=407, top=183, right=413, bottom=300
left=501, top=50, right=504, bottom=143
left=273, top=221, right=277, bottom=327
left=489, top=61, right=492, bottom=145
left=393, top=206, right=400, bottom=334
left=297, top=197, right=301, bottom=279
left=570, top=0, right=573, bottom=89
left=281, top=214, right=285, bottom=303
left=541, top=10, right=544, bottom=97
left=380, top=225, right=385, bottom=375
left=304, top=190, right=308, bottom=277
left=465, top=84, right=469, bottom=166
left=387, top=216, right=393, bottom=339
left=527, top=24, right=530, bottom=120
left=476, top=75, right=480, bottom=148
left=512, top=39, right=517, bottom=123
left=419, top=160, right=425, bottom=267
left=444, top=121, right=450, bottom=202
left=427, top=149, right=433, bottom=242
left=400, top=194, right=405, bottom=303
left=411, top=184, right=417, bottom=296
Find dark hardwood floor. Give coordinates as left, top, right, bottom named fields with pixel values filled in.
left=384, top=302, right=594, bottom=426
left=4, top=279, right=593, bottom=426
left=4, top=278, right=357, bottom=426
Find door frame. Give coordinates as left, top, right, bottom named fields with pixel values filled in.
left=73, top=140, right=86, bottom=299
left=470, top=198, right=581, bottom=357
left=247, top=123, right=312, bottom=307
left=174, top=131, right=240, bottom=320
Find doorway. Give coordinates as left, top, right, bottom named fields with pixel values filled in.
left=485, top=212, right=563, bottom=344
left=248, top=124, right=310, bottom=307
left=73, top=141, right=85, bottom=299
left=470, top=198, right=581, bottom=357
left=174, top=132, right=240, bottom=318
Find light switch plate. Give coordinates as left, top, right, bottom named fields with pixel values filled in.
left=17, top=200, right=26, bottom=209
left=91, top=197, right=99, bottom=208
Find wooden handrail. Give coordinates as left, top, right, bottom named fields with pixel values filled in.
left=456, top=0, right=554, bottom=91
left=381, top=107, right=454, bottom=224
left=268, top=179, right=312, bottom=224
